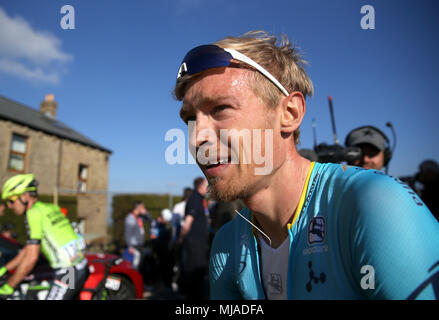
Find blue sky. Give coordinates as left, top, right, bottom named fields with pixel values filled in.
left=0, top=0, right=438, bottom=196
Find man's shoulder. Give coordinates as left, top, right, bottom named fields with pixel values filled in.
left=211, top=208, right=254, bottom=263
left=187, top=192, right=201, bottom=204
left=339, top=167, right=407, bottom=198
left=315, top=162, right=394, bottom=192
left=211, top=218, right=235, bottom=251
left=311, top=163, right=418, bottom=212
left=316, top=164, right=427, bottom=218
left=214, top=207, right=251, bottom=237
left=185, top=192, right=203, bottom=214
left=125, top=213, right=135, bottom=223
left=173, top=201, right=186, bottom=212
left=27, top=201, right=56, bottom=216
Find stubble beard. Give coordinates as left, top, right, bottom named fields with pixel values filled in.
left=206, top=171, right=255, bottom=202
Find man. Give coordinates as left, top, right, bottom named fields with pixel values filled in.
left=0, top=174, right=88, bottom=300
left=345, top=126, right=391, bottom=172
left=173, top=30, right=439, bottom=299
left=124, top=200, right=150, bottom=270
left=178, top=177, right=209, bottom=299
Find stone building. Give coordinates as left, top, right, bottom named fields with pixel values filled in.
left=0, top=94, right=112, bottom=242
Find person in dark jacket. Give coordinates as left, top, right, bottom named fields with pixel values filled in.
left=178, top=177, right=209, bottom=299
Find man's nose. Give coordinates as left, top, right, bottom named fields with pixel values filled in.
left=191, top=114, right=216, bottom=149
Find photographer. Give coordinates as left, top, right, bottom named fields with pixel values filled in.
left=345, top=126, right=391, bottom=172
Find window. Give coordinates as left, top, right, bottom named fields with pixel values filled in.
left=8, top=133, right=28, bottom=172
left=78, top=164, right=88, bottom=193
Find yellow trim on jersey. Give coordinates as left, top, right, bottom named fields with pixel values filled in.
left=251, top=162, right=316, bottom=236
left=287, top=161, right=315, bottom=230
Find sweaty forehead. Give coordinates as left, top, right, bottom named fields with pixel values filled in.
left=181, top=67, right=251, bottom=109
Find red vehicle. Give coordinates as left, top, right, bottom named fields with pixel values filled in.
left=0, top=234, right=144, bottom=300
left=81, top=253, right=144, bottom=300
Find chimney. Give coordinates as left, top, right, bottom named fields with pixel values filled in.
left=40, top=93, right=58, bottom=119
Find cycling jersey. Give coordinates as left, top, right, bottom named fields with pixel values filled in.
left=209, top=162, right=439, bottom=299
left=25, top=201, right=86, bottom=269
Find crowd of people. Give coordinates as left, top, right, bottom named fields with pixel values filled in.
left=0, top=174, right=245, bottom=300
left=121, top=176, right=245, bottom=300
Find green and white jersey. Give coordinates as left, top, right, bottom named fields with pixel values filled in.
left=25, top=201, right=86, bottom=269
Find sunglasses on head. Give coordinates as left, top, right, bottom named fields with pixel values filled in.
left=176, top=45, right=289, bottom=96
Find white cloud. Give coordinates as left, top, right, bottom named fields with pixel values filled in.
left=0, top=7, right=72, bottom=84
left=0, top=58, right=60, bottom=84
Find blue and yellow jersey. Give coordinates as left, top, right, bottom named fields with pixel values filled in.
left=209, top=162, right=439, bottom=299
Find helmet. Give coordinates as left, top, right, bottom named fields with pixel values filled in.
left=1, top=174, right=38, bottom=201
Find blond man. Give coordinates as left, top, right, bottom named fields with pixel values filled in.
left=173, top=31, right=439, bottom=300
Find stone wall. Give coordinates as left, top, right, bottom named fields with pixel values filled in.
left=0, top=120, right=59, bottom=194
left=0, top=119, right=110, bottom=239
left=59, top=139, right=109, bottom=193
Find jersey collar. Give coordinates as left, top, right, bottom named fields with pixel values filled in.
left=250, top=161, right=316, bottom=238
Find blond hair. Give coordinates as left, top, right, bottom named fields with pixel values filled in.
left=174, top=30, right=314, bottom=144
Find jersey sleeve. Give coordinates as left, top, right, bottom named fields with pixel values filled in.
left=209, top=223, right=242, bottom=300
left=346, top=170, right=439, bottom=299
left=25, top=207, right=43, bottom=245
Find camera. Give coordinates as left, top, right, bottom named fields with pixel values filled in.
left=314, top=143, right=362, bottom=164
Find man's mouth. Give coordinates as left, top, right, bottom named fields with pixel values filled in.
left=202, top=158, right=231, bottom=176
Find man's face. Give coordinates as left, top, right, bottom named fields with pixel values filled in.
left=181, top=67, right=284, bottom=201
left=6, top=195, right=27, bottom=216
left=354, top=144, right=385, bottom=170
left=135, top=203, right=146, bottom=215
left=197, top=179, right=208, bottom=196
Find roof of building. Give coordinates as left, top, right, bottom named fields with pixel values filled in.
left=0, top=95, right=112, bottom=154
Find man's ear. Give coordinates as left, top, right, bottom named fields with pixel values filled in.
left=280, top=92, right=306, bottom=134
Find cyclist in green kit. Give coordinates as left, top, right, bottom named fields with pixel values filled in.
left=0, top=174, right=88, bottom=300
